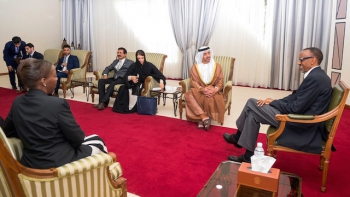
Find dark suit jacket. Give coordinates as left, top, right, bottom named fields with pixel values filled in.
left=24, top=51, right=44, bottom=60
left=56, top=55, right=79, bottom=71
left=102, top=58, right=134, bottom=79
left=3, top=89, right=91, bottom=169
left=270, top=67, right=332, bottom=153
left=3, top=40, right=26, bottom=67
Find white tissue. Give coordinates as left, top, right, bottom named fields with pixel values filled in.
left=250, top=155, right=276, bottom=173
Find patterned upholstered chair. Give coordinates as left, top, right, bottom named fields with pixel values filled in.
left=0, top=127, right=127, bottom=197
left=43, top=49, right=63, bottom=66
left=57, top=50, right=92, bottom=98
left=178, top=56, right=235, bottom=123
left=91, top=52, right=167, bottom=103
left=266, top=81, right=349, bottom=192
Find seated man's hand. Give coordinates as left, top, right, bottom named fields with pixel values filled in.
left=103, top=74, right=108, bottom=79
left=257, top=98, right=274, bottom=107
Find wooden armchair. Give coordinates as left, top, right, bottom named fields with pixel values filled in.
left=58, top=50, right=92, bottom=98
left=0, top=127, right=127, bottom=197
left=43, top=49, right=63, bottom=66
left=266, top=81, right=349, bottom=192
left=178, top=56, right=235, bottom=122
left=91, top=52, right=167, bottom=102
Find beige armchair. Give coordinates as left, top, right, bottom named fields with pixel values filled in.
left=43, top=49, right=63, bottom=66
left=91, top=52, right=167, bottom=102
left=0, top=127, right=127, bottom=197
left=58, top=50, right=92, bottom=98
left=178, top=56, right=235, bottom=122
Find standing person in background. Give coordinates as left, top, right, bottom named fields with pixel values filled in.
left=185, top=46, right=225, bottom=131
left=53, top=44, right=79, bottom=97
left=24, top=43, right=43, bottom=60
left=2, top=36, right=26, bottom=92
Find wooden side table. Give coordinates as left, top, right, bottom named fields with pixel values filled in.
left=150, top=86, right=182, bottom=117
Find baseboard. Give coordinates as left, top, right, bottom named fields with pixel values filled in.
left=0, top=73, right=8, bottom=76
left=346, top=104, right=350, bottom=109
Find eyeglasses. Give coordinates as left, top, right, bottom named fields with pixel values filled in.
left=299, top=56, right=314, bottom=62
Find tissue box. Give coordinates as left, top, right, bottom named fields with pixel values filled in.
left=237, top=162, right=280, bottom=193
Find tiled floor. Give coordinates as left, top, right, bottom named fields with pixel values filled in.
left=0, top=72, right=291, bottom=133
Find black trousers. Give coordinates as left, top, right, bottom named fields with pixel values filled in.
left=98, top=77, right=124, bottom=104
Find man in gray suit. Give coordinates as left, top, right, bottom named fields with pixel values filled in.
left=223, top=47, right=332, bottom=163
left=94, top=47, right=134, bottom=110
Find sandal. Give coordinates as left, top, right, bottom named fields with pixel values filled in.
left=197, top=121, right=204, bottom=129
left=203, top=117, right=212, bottom=131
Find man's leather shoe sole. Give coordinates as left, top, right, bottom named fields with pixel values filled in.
left=223, top=133, right=242, bottom=148
left=228, top=155, right=251, bottom=163
left=98, top=103, right=106, bottom=110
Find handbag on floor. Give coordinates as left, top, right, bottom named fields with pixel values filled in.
left=137, top=96, right=157, bottom=115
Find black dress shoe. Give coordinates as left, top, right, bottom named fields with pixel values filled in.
left=93, top=104, right=99, bottom=108
left=12, top=86, right=17, bottom=90
left=223, top=133, right=242, bottom=148
left=228, top=155, right=251, bottom=163
left=98, top=103, right=106, bottom=110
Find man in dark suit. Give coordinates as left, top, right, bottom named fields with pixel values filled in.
left=2, top=36, right=26, bottom=91
left=24, top=43, right=44, bottom=60
left=223, top=47, right=332, bottom=163
left=53, top=44, right=79, bottom=97
left=93, top=47, right=134, bottom=110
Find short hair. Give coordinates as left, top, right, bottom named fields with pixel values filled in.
left=17, top=59, right=52, bottom=89
left=62, top=44, right=71, bottom=49
left=303, top=47, right=323, bottom=65
left=135, top=50, right=146, bottom=64
left=118, top=47, right=127, bottom=54
left=25, top=43, right=34, bottom=48
left=12, top=36, right=22, bottom=44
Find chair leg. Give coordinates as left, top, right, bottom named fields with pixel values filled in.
left=91, top=92, right=95, bottom=102
left=62, top=84, right=67, bottom=98
left=83, top=85, right=86, bottom=93
left=178, top=100, right=183, bottom=119
left=319, top=155, right=325, bottom=170
left=321, top=159, right=329, bottom=192
left=228, top=102, right=231, bottom=115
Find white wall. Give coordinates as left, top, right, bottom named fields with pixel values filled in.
left=0, top=0, right=61, bottom=73
left=328, top=0, right=350, bottom=105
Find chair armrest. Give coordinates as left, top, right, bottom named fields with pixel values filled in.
left=57, top=152, right=116, bottom=177
left=93, top=70, right=103, bottom=80
left=142, top=76, right=156, bottom=97
left=269, top=109, right=340, bottom=144
left=223, top=80, right=232, bottom=95
left=70, top=67, right=86, bottom=80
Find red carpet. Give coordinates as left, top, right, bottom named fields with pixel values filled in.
left=1, top=87, right=349, bottom=197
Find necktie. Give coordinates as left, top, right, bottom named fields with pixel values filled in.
left=29, top=54, right=32, bottom=58
left=116, top=61, right=123, bottom=70
left=15, top=47, right=19, bottom=53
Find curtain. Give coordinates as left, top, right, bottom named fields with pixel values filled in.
left=91, top=0, right=180, bottom=78
left=169, top=0, right=219, bottom=79
left=209, top=0, right=273, bottom=88
left=270, top=0, right=332, bottom=90
left=168, top=0, right=194, bottom=79
left=60, top=0, right=93, bottom=51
